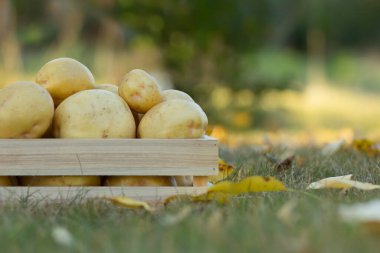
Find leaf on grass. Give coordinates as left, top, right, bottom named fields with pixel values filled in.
left=208, top=158, right=235, bottom=183
left=321, top=139, right=346, bottom=156
left=195, top=176, right=287, bottom=203
left=339, top=199, right=380, bottom=234
left=192, top=191, right=233, bottom=204
left=160, top=206, right=193, bottom=226
left=274, top=155, right=295, bottom=172
left=352, top=139, right=380, bottom=156
left=264, top=153, right=295, bottom=172
left=164, top=194, right=192, bottom=206
left=209, top=176, right=287, bottom=194
left=165, top=176, right=287, bottom=204
left=307, top=174, right=380, bottom=190
left=106, top=196, right=154, bottom=212
left=277, top=200, right=298, bottom=225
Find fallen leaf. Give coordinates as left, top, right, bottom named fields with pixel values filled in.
left=352, top=139, right=380, bottom=156
left=212, top=176, right=287, bottom=194
left=277, top=199, right=298, bottom=225
left=163, top=194, right=192, bottom=206
left=51, top=226, right=74, bottom=248
left=307, top=174, right=380, bottom=190
left=339, top=199, right=380, bottom=234
left=105, top=196, right=154, bottom=212
left=165, top=176, right=287, bottom=204
left=160, top=206, right=192, bottom=226
left=208, top=158, right=235, bottom=183
left=192, top=191, right=232, bottom=203
left=321, top=139, right=346, bottom=156
left=274, top=155, right=295, bottom=172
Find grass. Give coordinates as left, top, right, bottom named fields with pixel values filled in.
left=1, top=146, right=380, bottom=253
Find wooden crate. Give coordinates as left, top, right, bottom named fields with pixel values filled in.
left=0, top=137, right=218, bottom=202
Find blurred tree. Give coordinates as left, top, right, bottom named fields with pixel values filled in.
left=3, top=0, right=380, bottom=95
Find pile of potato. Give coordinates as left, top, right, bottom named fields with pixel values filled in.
left=0, top=58, right=208, bottom=187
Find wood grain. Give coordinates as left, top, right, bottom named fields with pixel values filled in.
left=0, top=138, right=218, bottom=176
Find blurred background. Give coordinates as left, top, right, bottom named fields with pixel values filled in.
left=2, top=0, right=380, bottom=145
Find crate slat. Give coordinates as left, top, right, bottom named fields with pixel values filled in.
left=0, top=138, right=218, bottom=176
left=0, top=186, right=209, bottom=201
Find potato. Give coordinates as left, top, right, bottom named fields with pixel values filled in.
left=138, top=100, right=208, bottom=138
left=95, top=84, right=118, bottom=94
left=119, top=69, right=163, bottom=113
left=162, top=89, right=194, bottom=102
left=54, top=90, right=136, bottom=138
left=174, top=176, right=193, bottom=186
left=0, top=82, right=54, bottom=138
left=162, top=90, right=197, bottom=186
left=0, top=176, right=13, bottom=186
left=104, top=176, right=174, bottom=187
left=19, top=176, right=100, bottom=186
left=36, top=57, right=95, bottom=106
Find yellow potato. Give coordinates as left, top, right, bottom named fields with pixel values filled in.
left=138, top=100, right=208, bottom=138
left=0, top=176, right=13, bottom=186
left=104, top=176, right=174, bottom=186
left=162, top=89, right=194, bottom=102
left=174, top=176, right=193, bottom=186
left=20, top=176, right=100, bottom=186
left=95, top=84, right=118, bottom=94
left=119, top=69, right=163, bottom=113
left=0, top=82, right=54, bottom=138
left=36, top=57, right=95, bottom=106
left=54, top=89, right=136, bottom=138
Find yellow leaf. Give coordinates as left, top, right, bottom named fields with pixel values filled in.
left=192, top=192, right=232, bottom=204
left=166, top=176, right=286, bottom=205
left=106, top=196, right=154, bottom=212
left=352, top=139, right=380, bottom=156
left=163, top=194, right=190, bottom=206
left=307, top=174, right=380, bottom=190
left=208, top=158, right=235, bottom=183
left=208, top=176, right=287, bottom=194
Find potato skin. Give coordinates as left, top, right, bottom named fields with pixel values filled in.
left=0, top=82, right=54, bottom=138
left=54, top=89, right=136, bottom=138
left=119, top=69, right=163, bottom=113
left=138, top=100, right=208, bottom=138
left=162, top=89, right=194, bottom=102
left=20, top=176, right=101, bottom=186
left=95, top=84, right=119, bottom=94
left=104, top=176, right=174, bottom=186
left=0, top=176, right=13, bottom=186
left=36, top=57, right=95, bottom=106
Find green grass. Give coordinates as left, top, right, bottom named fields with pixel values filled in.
left=1, top=147, right=380, bottom=253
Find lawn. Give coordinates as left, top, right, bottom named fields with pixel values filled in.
left=1, top=146, right=380, bottom=253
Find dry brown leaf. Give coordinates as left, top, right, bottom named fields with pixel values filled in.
left=274, top=155, right=295, bottom=172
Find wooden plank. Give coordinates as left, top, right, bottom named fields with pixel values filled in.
left=0, top=166, right=216, bottom=176
left=0, top=186, right=209, bottom=202
left=0, top=138, right=218, bottom=176
left=0, top=138, right=217, bottom=155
